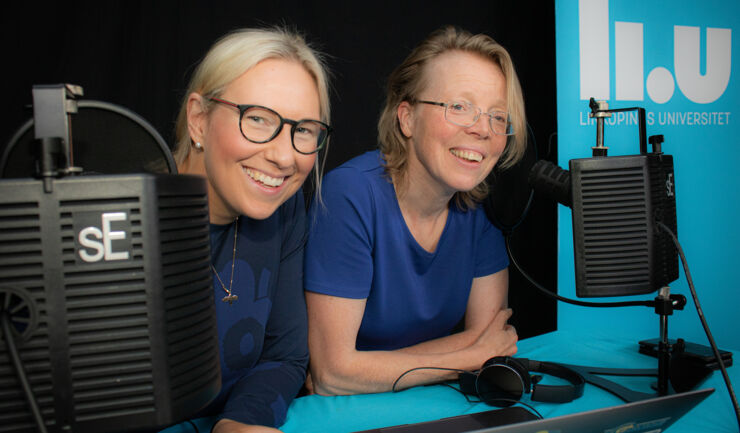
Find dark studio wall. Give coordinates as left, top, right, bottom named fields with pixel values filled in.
left=1, top=1, right=558, bottom=340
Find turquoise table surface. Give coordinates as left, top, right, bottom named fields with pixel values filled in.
left=162, top=330, right=740, bottom=432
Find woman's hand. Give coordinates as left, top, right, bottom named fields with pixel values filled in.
left=469, top=308, right=518, bottom=362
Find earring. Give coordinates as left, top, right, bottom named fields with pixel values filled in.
left=193, top=141, right=204, bottom=151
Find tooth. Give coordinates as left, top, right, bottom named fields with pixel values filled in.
left=450, top=149, right=482, bottom=162
left=245, top=168, right=284, bottom=187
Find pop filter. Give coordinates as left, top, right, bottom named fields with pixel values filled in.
left=483, top=124, right=538, bottom=234
left=0, top=86, right=218, bottom=433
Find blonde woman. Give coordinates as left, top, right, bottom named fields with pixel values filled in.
left=174, top=27, right=331, bottom=432
left=305, top=26, right=525, bottom=396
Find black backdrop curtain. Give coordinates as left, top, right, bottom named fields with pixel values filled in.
left=1, top=0, right=558, bottom=340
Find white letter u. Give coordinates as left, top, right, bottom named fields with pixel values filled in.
left=675, top=26, right=731, bottom=104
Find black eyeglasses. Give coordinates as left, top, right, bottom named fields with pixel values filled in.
left=416, top=100, right=514, bottom=136
left=210, top=97, right=332, bottom=154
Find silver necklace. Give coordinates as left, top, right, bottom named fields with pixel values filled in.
left=211, top=216, right=239, bottom=305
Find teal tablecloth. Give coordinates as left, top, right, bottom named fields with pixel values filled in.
left=162, top=330, right=739, bottom=432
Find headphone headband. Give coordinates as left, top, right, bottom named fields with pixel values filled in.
left=522, top=358, right=585, bottom=403
left=459, top=356, right=585, bottom=406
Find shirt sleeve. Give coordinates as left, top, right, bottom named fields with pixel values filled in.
left=304, top=167, right=376, bottom=299
left=473, top=208, right=510, bottom=278
left=217, top=192, right=309, bottom=428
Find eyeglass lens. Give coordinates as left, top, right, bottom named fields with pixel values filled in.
left=445, top=101, right=512, bottom=135
left=241, top=106, right=329, bottom=154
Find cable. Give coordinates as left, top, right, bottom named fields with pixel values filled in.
left=656, top=221, right=740, bottom=431
left=392, top=366, right=468, bottom=392
left=508, top=220, right=738, bottom=428
left=546, top=132, right=557, bottom=161
left=1, top=311, right=48, bottom=433
left=505, top=236, right=655, bottom=308
left=186, top=419, right=200, bottom=433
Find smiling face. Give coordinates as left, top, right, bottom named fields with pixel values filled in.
left=398, top=50, right=508, bottom=201
left=186, top=58, right=320, bottom=223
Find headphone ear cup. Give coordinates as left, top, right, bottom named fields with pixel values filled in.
left=482, top=356, right=508, bottom=369
left=503, top=358, right=532, bottom=393
left=476, top=360, right=526, bottom=407
left=459, top=357, right=510, bottom=396
left=484, top=357, right=532, bottom=393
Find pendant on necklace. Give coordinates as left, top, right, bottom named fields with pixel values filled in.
left=213, top=216, right=240, bottom=306
left=222, top=294, right=238, bottom=305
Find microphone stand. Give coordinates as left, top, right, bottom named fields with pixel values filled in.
left=526, top=98, right=725, bottom=403
left=558, top=287, right=688, bottom=402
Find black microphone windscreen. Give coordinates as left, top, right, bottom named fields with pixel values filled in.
left=528, top=160, right=572, bottom=208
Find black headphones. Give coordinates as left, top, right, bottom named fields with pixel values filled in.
left=458, top=356, right=585, bottom=407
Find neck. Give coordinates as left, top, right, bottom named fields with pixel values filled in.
left=178, top=150, right=205, bottom=177
left=395, top=178, right=450, bottom=222
left=395, top=154, right=455, bottom=220
left=393, top=173, right=451, bottom=254
left=210, top=208, right=239, bottom=225
left=211, top=212, right=239, bottom=226
left=179, top=152, right=240, bottom=225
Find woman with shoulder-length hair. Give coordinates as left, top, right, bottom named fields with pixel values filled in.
left=174, top=26, right=332, bottom=432
left=304, top=25, right=525, bottom=396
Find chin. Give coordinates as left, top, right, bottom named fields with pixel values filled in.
left=236, top=179, right=304, bottom=219
left=239, top=191, right=296, bottom=220
left=240, top=206, right=279, bottom=220
left=447, top=177, right=486, bottom=194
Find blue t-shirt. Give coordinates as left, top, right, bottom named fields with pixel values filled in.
left=304, top=151, right=508, bottom=351
left=198, top=191, right=309, bottom=427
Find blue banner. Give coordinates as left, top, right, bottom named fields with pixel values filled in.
left=555, top=0, right=739, bottom=349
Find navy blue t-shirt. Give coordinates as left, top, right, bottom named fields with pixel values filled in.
left=198, top=191, right=308, bottom=427
left=304, top=151, right=508, bottom=350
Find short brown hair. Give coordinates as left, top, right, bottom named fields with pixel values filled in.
left=377, top=26, right=527, bottom=209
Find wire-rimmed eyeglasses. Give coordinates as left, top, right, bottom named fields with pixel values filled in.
left=416, top=100, right=514, bottom=136
left=210, top=97, right=332, bottom=154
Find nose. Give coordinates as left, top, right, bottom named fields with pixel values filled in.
left=466, top=112, right=490, bottom=139
left=263, top=124, right=296, bottom=170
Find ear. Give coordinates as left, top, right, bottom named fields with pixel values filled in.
left=186, top=92, right=208, bottom=145
left=397, top=101, right=414, bottom=138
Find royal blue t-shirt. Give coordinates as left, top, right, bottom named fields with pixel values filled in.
left=304, top=151, right=508, bottom=350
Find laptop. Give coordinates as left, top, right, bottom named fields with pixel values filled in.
left=353, top=388, right=714, bottom=433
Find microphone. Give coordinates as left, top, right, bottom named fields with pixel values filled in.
left=527, top=102, right=678, bottom=298
left=528, top=159, right=571, bottom=209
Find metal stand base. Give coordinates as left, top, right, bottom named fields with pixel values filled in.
left=556, top=287, right=701, bottom=402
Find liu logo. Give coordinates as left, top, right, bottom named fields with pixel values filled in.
left=579, top=0, right=731, bottom=104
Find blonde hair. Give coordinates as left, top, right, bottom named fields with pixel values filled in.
left=377, top=26, right=527, bottom=209
left=173, top=26, right=331, bottom=196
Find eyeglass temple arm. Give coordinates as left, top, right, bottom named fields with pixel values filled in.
left=209, top=97, right=240, bottom=109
